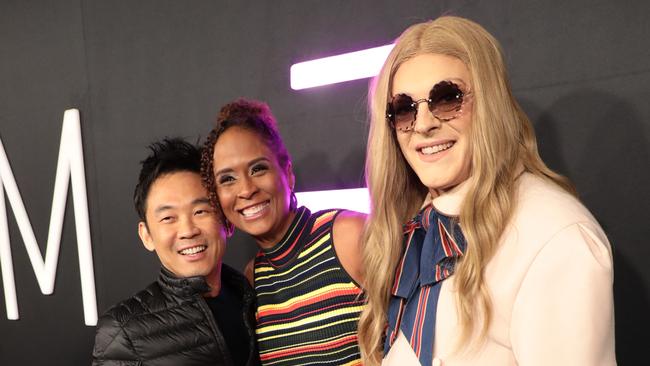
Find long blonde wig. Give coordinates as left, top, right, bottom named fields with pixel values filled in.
left=358, top=16, right=575, bottom=365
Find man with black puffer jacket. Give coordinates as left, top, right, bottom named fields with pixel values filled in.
left=92, top=138, right=259, bottom=366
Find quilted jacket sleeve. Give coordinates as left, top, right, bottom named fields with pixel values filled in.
left=91, top=310, right=141, bottom=366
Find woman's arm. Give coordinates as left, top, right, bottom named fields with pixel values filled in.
left=244, top=258, right=255, bottom=286
left=332, top=210, right=367, bottom=286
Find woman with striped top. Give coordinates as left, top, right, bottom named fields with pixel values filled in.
left=201, top=98, right=366, bottom=366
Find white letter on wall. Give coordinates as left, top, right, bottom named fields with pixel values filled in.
left=0, top=109, right=97, bottom=326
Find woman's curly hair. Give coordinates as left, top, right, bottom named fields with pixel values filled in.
left=200, top=98, right=292, bottom=213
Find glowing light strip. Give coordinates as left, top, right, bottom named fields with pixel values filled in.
left=290, top=44, right=394, bottom=90
left=295, top=188, right=369, bottom=214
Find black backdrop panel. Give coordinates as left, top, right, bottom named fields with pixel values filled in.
left=0, top=1, right=648, bottom=365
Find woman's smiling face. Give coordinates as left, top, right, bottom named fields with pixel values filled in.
left=212, top=126, right=295, bottom=249
left=391, top=53, right=474, bottom=195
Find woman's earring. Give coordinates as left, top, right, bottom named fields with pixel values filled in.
left=290, top=191, right=298, bottom=212
left=224, top=218, right=235, bottom=238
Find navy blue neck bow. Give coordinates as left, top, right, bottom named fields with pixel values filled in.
left=384, top=205, right=466, bottom=365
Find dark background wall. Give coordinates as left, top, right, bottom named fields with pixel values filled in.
left=0, top=1, right=647, bottom=364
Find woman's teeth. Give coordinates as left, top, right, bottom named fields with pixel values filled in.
left=241, top=202, right=269, bottom=217
left=421, top=142, right=454, bottom=155
left=179, top=245, right=207, bottom=255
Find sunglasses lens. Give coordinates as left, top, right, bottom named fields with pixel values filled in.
left=387, top=81, right=467, bottom=131
left=429, top=81, right=464, bottom=120
left=389, top=95, right=416, bottom=130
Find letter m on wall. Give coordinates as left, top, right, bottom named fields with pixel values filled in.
left=0, top=109, right=97, bottom=326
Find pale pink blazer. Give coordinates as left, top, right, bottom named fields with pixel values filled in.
left=383, top=173, right=616, bottom=366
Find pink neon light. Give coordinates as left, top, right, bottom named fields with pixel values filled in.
left=295, top=188, right=370, bottom=214
left=290, top=44, right=394, bottom=90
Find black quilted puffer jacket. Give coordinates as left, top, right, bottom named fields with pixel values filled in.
left=91, top=264, right=259, bottom=366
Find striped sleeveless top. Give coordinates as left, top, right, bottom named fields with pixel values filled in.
left=254, top=207, right=365, bottom=366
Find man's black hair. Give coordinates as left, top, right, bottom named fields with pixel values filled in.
left=133, top=137, right=201, bottom=222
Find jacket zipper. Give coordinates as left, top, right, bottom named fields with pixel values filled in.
left=196, top=294, right=234, bottom=366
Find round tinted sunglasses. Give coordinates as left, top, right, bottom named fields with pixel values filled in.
left=386, top=80, right=471, bottom=132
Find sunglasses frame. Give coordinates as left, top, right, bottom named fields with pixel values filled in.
left=386, top=80, right=471, bottom=132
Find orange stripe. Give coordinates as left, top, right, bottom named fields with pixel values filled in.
left=257, top=300, right=362, bottom=328
left=310, top=210, right=336, bottom=234
left=257, top=288, right=361, bottom=318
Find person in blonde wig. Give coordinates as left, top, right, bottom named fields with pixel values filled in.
left=358, top=16, right=616, bottom=366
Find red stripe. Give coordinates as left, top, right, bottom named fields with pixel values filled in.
left=260, top=334, right=358, bottom=360
left=439, top=219, right=463, bottom=256
left=414, top=286, right=430, bottom=357
left=392, top=231, right=415, bottom=294
left=271, top=224, right=307, bottom=261
left=439, top=221, right=453, bottom=257
left=424, top=206, right=433, bottom=230
left=410, top=288, right=425, bottom=356
left=299, top=229, right=330, bottom=252
left=389, top=300, right=405, bottom=345
left=449, top=233, right=463, bottom=256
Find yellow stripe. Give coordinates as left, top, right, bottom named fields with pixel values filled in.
left=297, top=233, right=330, bottom=259
left=255, top=211, right=329, bottom=275
left=257, top=317, right=361, bottom=342
left=256, top=267, right=341, bottom=297
left=255, top=244, right=331, bottom=280
left=258, top=282, right=359, bottom=312
left=255, top=265, right=274, bottom=273
left=257, top=305, right=364, bottom=335
left=254, top=233, right=330, bottom=277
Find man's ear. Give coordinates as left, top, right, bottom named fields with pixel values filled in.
left=138, top=221, right=155, bottom=252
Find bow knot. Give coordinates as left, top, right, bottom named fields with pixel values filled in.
left=385, top=204, right=466, bottom=365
